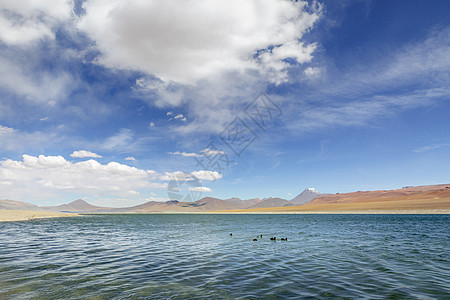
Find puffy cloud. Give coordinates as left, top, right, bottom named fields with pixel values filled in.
left=304, top=66, right=322, bottom=78
left=191, top=170, right=222, bottom=181
left=173, top=114, right=187, bottom=122
left=168, top=151, right=201, bottom=158
left=0, top=124, right=15, bottom=134
left=22, top=154, right=68, bottom=168
left=70, top=150, right=103, bottom=158
left=78, top=0, right=321, bottom=84
left=201, top=148, right=226, bottom=156
left=0, top=154, right=169, bottom=201
left=0, top=0, right=72, bottom=45
left=189, top=186, right=212, bottom=193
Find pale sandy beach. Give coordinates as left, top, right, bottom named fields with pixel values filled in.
left=0, top=210, right=79, bottom=222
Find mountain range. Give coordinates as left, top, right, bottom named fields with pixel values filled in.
left=1, top=188, right=321, bottom=213
left=2, top=184, right=449, bottom=213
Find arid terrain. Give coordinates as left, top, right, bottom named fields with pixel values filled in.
left=0, top=210, right=78, bottom=222
left=221, top=184, right=450, bottom=213
left=1, top=184, right=449, bottom=218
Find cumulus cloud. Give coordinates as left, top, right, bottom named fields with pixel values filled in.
left=78, top=0, right=321, bottom=84
left=70, top=150, right=102, bottom=158
left=0, top=124, right=15, bottom=134
left=191, top=170, right=222, bottom=181
left=0, top=0, right=72, bottom=45
left=0, top=154, right=167, bottom=201
left=189, top=186, right=212, bottom=193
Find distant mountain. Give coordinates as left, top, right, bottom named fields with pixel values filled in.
left=186, top=197, right=237, bottom=211
left=290, top=188, right=321, bottom=205
left=121, top=197, right=262, bottom=212
left=223, top=197, right=262, bottom=209
left=3, top=183, right=449, bottom=214
left=43, top=199, right=112, bottom=213
left=249, top=197, right=292, bottom=209
left=118, top=197, right=237, bottom=212
left=307, top=184, right=450, bottom=206
left=0, top=200, right=45, bottom=211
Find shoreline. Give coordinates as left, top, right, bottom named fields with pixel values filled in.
left=0, top=210, right=79, bottom=222
left=81, top=209, right=450, bottom=215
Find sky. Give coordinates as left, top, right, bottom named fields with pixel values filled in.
left=0, top=0, right=449, bottom=207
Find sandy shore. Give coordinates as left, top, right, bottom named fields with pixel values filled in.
left=207, top=209, right=450, bottom=214
left=0, top=210, right=79, bottom=222
left=84, top=209, right=450, bottom=215
left=214, top=197, right=450, bottom=213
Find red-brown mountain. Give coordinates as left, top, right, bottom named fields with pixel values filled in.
left=248, top=197, right=292, bottom=209
left=43, top=199, right=112, bottom=213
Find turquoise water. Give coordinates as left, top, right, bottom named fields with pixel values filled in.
left=0, top=214, right=449, bottom=299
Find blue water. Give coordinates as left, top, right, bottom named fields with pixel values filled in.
left=0, top=214, right=449, bottom=299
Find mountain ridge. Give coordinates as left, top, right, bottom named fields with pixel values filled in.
left=4, top=184, right=448, bottom=213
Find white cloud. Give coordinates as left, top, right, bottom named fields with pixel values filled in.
left=0, top=154, right=169, bottom=201
left=78, top=0, right=321, bottom=84
left=304, top=66, right=322, bottom=78
left=0, top=56, right=74, bottom=104
left=0, top=0, right=72, bottom=45
left=125, top=156, right=136, bottom=161
left=149, top=122, right=155, bottom=127
left=168, top=151, right=201, bottom=158
left=173, top=114, right=187, bottom=122
left=201, top=148, right=226, bottom=156
left=70, top=150, right=102, bottom=158
left=0, top=125, right=15, bottom=134
left=189, top=186, right=212, bottom=193
left=191, top=170, right=222, bottom=181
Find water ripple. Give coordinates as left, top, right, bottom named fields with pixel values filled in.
left=0, top=214, right=449, bottom=299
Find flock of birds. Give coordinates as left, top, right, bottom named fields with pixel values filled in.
left=229, top=233, right=288, bottom=242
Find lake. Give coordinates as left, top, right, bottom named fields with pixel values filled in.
left=0, top=214, right=449, bottom=299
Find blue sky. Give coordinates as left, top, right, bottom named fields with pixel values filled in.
left=0, top=0, right=449, bottom=207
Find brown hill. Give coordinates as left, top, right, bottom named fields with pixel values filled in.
left=223, top=197, right=262, bottom=209
left=0, top=200, right=45, bottom=211
left=222, top=184, right=450, bottom=213
left=308, top=184, right=450, bottom=205
left=249, top=197, right=292, bottom=209
left=43, top=199, right=112, bottom=213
